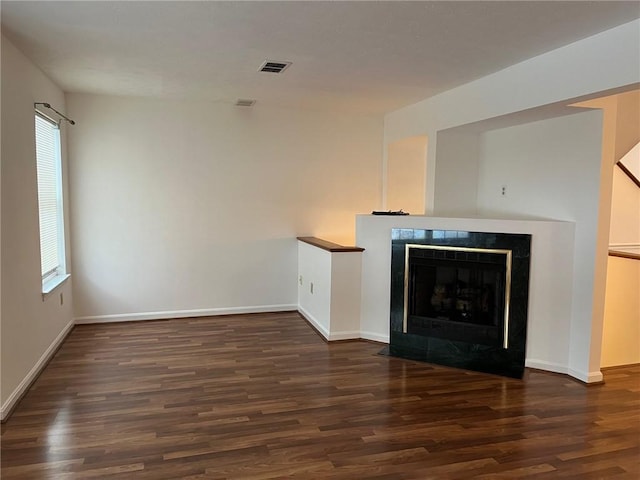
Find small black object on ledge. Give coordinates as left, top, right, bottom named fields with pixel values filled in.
left=371, top=210, right=409, bottom=216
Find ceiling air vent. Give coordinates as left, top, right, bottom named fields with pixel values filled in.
left=259, top=61, right=291, bottom=74
left=235, top=99, right=256, bottom=107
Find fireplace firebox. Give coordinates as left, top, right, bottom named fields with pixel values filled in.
left=404, top=244, right=511, bottom=349
left=389, top=229, right=531, bottom=378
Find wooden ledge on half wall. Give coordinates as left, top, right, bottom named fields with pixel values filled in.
left=296, top=236, right=364, bottom=253
left=608, top=246, right=640, bottom=261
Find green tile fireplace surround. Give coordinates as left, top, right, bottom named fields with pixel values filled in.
left=389, top=228, right=531, bottom=378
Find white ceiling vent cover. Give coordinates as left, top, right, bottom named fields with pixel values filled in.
left=235, top=99, right=256, bottom=107
left=259, top=61, right=291, bottom=74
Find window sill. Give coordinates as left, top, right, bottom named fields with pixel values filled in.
left=42, top=274, right=70, bottom=300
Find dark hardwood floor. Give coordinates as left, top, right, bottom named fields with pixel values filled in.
left=1, top=312, right=639, bottom=479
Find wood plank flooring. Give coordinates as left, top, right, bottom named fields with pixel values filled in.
left=2, top=312, right=639, bottom=479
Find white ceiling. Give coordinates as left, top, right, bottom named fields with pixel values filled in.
left=2, top=1, right=639, bottom=115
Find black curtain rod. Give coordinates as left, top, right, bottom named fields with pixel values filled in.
left=34, top=102, right=76, bottom=125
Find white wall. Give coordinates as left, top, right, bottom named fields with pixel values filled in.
left=66, top=94, right=382, bottom=321
left=433, top=130, right=480, bottom=216
left=603, top=142, right=640, bottom=368
left=1, top=36, right=74, bottom=417
left=601, top=256, right=640, bottom=367
left=386, top=136, right=427, bottom=214
left=609, top=144, right=640, bottom=245
left=298, top=241, right=332, bottom=337
left=329, top=252, right=362, bottom=339
left=477, top=112, right=603, bottom=221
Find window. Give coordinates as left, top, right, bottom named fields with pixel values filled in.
left=35, top=113, right=67, bottom=292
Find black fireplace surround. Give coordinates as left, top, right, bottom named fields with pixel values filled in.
left=389, top=229, right=531, bottom=378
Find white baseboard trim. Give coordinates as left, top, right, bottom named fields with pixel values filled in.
left=1, top=319, right=75, bottom=422
left=327, top=331, right=361, bottom=341
left=360, top=331, right=389, bottom=344
left=74, top=304, right=298, bottom=324
left=296, top=308, right=371, bottom=342
left=525, top=359, right=603, bottom=383
left=297, top=306, right=330, bottom=340
left=525, top=359, right=568, bottom=375
left=568, top=367, right=604, bottom=384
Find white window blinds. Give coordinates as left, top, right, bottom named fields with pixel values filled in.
left=35, top=113, right=64, bottom=282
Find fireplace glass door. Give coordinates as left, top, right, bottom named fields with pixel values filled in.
left=404, top=245, right=511, bottom=348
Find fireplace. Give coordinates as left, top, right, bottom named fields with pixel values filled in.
left=389, top=229, right=531, bottom=378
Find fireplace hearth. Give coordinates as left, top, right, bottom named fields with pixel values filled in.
left=389, top=229, right=531, bottom=378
